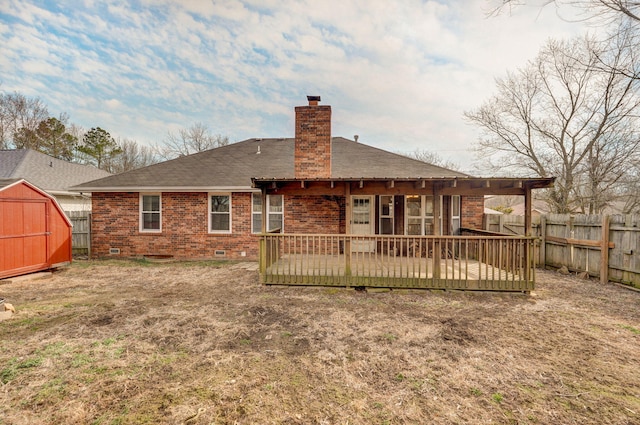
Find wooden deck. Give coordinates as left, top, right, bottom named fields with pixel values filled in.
left=260, top=234, right=535, bottom=292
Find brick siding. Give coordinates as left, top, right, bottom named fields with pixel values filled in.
left=92, top=192, right=258, bottom=260
left=294, top=104, right=332, bottom=178
left=284, top=195, right=344, bottom=234
left=92, top=192, right=482, bottom=260
left=461, top=195, right=484, bottom=230
left=92, top=192, right=346, bottom=261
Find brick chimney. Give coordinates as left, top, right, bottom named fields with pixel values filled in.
left=295, top=95, right=332, bottom=179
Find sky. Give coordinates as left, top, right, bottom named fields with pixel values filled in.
left=0, top=0, right=592, bottom=174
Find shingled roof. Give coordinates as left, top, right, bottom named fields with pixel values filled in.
left=0, top=178, right=22, bottom=190
left=0, top=149, right=111, bottom=194
left=72, top=137, right=469, bottom=191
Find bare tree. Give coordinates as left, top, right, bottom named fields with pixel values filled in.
left=404, top=149, right=461, bottom=171
left=107, top=138, right=159, bottom=174
left=0, top=91, right=49, bottom=150
left=488, top=0, right=640, bottom=23
left=157, top=122, right=229, bottom=160
left=465, top=32, right=640, bottom=213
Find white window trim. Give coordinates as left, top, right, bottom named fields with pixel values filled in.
left=451, top=195, right=461, bottom=235
left=139, top=193, right=162, bottom=233
left=252, top=193, right=284, bottom=234
left=379, top=195, right=394, bottom=235
left=405, top=195, right=434, bottom=236
left=209, top=192, right=232, bottom=234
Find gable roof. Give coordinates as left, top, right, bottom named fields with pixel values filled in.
left=72, top=137, right=469, bottom=192
left=0, top=149, right=111, bottom=194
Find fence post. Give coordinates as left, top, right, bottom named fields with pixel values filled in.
left=600, top=215, right=610, bottom=284
left=540, top=215, right=546, bottom=268
left=87, top=212, right=92, bottom=258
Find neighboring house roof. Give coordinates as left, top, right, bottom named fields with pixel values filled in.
left=0, top=178, right=22, bottom=190
left=509, top=200, right=551, bottom=216
left=0, top=149, right=111, bottom=195
left=73, top=137, right=469, bottom=191
left=484, top=207, right=504, bottom=215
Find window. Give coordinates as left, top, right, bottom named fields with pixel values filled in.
left=405, top=195, right=434, bottom=235
left=252, top=193, right=283, bottom=233
left=451, top=195, right=461, bottom=235
left=140, top=194, right=161, bottom=232
left=210, top=194, right=231, bottom=233
left=379, top=195, right=394, bottom=235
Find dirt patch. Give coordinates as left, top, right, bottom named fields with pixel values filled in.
left=0, top=259, right=639, bottom=424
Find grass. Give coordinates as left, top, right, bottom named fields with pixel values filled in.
left=620, top=324, right=640, bottom=334
left=0, top=260, right=638, bottom=424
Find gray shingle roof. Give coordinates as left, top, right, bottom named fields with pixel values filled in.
left=0, top=149, right=111, bottom=193
left=72, top=137, right=469, bottom=191
left=0, top=178, right=22, bottom=190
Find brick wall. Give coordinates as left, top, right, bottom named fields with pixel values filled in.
left=92, top=192, right=484, bottom=260
left=284, top=195, right=343, bottom=234
left=92, top=192, right=259, bottom=260
left=294, top=104, right=332, bottom=179
left=92, top=192, right=346, bottom=260
left=462, top=195, right=484, bottom=229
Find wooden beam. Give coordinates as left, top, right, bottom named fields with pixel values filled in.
left=345, top=183, right=352, bottom=234
left=433, top=194, right=441, bottom=236
left=546, top=235, right=615, bottom=249
left=439, top=187, right=526, bottom=196
left=259, top=188, right=267, bottom=275
left=261, top=189, right=267, bottom=234
left=524, top=186, right=532, bottom=236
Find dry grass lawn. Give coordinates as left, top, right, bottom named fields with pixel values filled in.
left=0, top=260, right=639, bottom=425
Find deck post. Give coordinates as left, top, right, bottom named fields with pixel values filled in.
left=259, top=237, right=266, bottom=279
left=344, top=183, right=352, bottom=283
left=433, top=193, right=441, bottom=280
left=524, top=185, right=532, bottom=284
left=259, top=189, right=268, bottom=279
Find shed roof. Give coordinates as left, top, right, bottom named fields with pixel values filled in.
left=72, top=137, right=469, bottom=191
left=0, top=149, right=111, bottom=194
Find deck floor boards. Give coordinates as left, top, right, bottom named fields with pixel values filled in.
left=263, top=253, right=530, bottom=291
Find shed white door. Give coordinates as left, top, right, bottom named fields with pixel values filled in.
left=351, top=196, right=375, bottom=252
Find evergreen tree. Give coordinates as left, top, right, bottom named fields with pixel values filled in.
left=77, top=127, right=122, bottom=170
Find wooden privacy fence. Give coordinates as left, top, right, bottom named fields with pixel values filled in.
left=65, top=211, right=91, bottom=256
left=484, top=213, right=640, bottom=288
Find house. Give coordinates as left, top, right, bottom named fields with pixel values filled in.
left=508, top=200, right=551, bottom=218
left=74, top=97, right=553, bottom=291
left=0, top=149, right=111, bottom=212
left=0, top=178, right=72, bottom=279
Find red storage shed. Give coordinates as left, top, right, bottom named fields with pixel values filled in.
left=0, top=179, right=72, bottom=279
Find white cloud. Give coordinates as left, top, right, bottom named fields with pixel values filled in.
left=0, top=0, right=592, bottom=173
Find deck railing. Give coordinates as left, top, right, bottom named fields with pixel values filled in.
left=259, top=234, right=536, bottom=292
